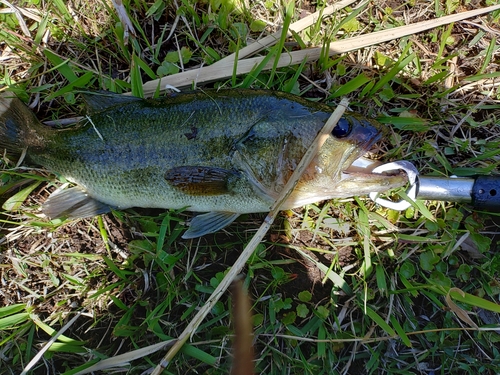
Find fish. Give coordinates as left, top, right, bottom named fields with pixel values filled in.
left=0, top=89, right=406, bottom=238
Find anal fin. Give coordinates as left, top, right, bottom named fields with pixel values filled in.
left=182, top=211, right=240, bottom=239
left=42, top=186, right=111, bottom=220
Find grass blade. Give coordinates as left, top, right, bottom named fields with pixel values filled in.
left=43, top=50, right=78, bottom=82
left=364, top=306, right=396, bottom=337
left=0, top=313, right=30, bottom=329
left=293, top=246, right=352, bottom=295
left=267, top=0, right=294, bottom=86
left=390, top=316, right=412, bottom=347
left=330, top=73, right=372, bottom=98
left=0, top=304, right=27, bottom=318
left=2, top=181, right=41, bottom=211
left=368, top=48, right=416, bottom=97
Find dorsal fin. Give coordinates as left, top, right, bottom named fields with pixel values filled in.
left=82, top=91, right=142, bottom=114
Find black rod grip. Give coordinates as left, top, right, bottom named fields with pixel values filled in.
left=471, top=176, right=500, bottom=211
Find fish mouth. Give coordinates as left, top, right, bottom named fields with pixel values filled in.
left=339, top=156, right=408, bottom=196
left=332, top=115, right=408, bottom=196
left=285, top=155, right=408, bottom=208
left=345, top=156, right=382, bottom=173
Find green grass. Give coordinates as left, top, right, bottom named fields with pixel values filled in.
left=1, top=0, right=500, bottom=374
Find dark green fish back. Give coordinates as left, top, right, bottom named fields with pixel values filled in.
left=32, top=90, right=333, bottom=188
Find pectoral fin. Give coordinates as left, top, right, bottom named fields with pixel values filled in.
left=182, top=211, right=240, bottom=239
left=165, top=166, right=238, bottom=196
left=42, top=187, right=111, bottom=219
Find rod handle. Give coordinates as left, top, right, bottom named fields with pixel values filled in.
left=471, top=176, right=500, bottom=211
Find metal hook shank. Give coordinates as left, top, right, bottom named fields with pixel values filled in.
left=369, top=161, right=419, bottom=210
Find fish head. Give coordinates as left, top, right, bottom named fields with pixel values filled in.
left=286, top=115, right=408, bottom=207
left=319, top=115, right=382, bottom=176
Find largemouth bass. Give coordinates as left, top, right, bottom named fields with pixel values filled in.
left=0, top=89, right=406, bottom=238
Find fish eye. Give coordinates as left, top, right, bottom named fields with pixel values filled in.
left=331, top=118, right=351, bottom=138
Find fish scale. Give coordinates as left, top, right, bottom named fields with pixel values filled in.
left=0, top=89, right=407, bottom=238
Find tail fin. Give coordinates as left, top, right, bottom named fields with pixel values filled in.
left=0, top=92, right=41, bottom=158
